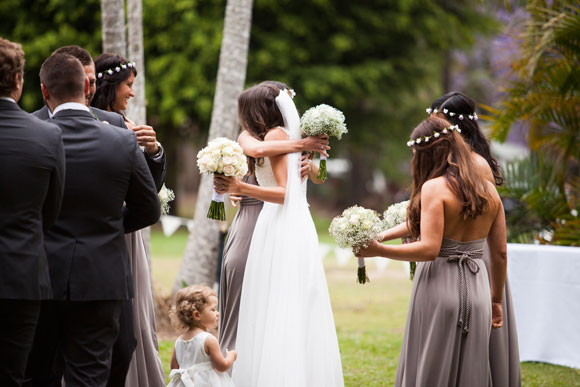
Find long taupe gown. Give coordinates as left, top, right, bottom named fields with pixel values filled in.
left=396, top=238, right=492, bottom=387
left=124, top=230, right=166, bottom=387
left=218, top=175, right=263, bottom=351
left=483, top=242, right=521, bottom=387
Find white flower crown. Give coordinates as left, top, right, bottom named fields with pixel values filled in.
left=406, top=125, right=461, bottom=147
left=426, top=107, right=478, bottom=121
left=284, top=88, right=296, bottom=99
left=97, top=62, right=136, bottom=79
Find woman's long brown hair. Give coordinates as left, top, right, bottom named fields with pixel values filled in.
left=407, top=116, right=492, bottom=239
left=237, top=81, right=286, bottom=175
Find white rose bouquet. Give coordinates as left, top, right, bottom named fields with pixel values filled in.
left=197, top=137, right=248, bottom=220
left=383, top=200, right=415, bottom=280
left=300, top=104, right=347, bottom=180
left=329, top=205, right=383, bottom=284
left=158, top=184, right=175, bottom=215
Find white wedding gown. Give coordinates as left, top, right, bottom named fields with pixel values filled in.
left=232, top=92, right=344, bottom=386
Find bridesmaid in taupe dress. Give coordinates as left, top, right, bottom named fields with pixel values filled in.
left=430, top=92, right=521, bottom=387
left=357, top=116, right=507, bottom=387
left=217, top=123, right=329, bottom=351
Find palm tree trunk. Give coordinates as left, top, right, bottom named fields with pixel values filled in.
left=126, top=0, right=146, bottom=125
left=174, top=0, right=254, bottom=293
left=101, top=0, right=127, bottom=56
left=126, top=0, right=153, bottom=264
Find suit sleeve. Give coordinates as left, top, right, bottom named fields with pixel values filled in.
left=42, top=129, right=66, bottom=231
left=144, top=145, right=167, bottom=192
left=123, top=136, right=161, bottom=233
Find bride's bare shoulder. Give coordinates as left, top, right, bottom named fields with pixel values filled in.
left=264, top=126, right=288, bottom=141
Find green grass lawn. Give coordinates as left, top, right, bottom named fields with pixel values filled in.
left=150, top=227, right=580, bottom=386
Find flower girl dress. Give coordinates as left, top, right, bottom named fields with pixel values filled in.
left=168, top=332, right=234, bottom=387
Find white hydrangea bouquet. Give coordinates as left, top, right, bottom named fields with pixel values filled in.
left=300, top=104, right=347, bottom=180
left=158, top=184, right=175, bottom=215
left=329, top=205, right=383, bottom=284
left=383, top=200, right=415, bottom=280
left=197, top=137, right=248, bottom=220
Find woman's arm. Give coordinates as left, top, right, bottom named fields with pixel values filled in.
left=215, top=176, right=286, bottom=204
left=204, top=335, right=236, bottom=372
left=238, top=130, right=329, bottom=158
left=214, top=128, right=290, bottom=205
left=355, top=180, right=444, bottom=261
left=378, top=222, right=411, bottom=242
left=487, top=198, right=507, bottom=328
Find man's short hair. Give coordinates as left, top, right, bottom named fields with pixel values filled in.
left=39, top=53, right=85, bottom=102
left=53, top=45, right=93, bottom=67
left=0, top=37, right=25, bottom=96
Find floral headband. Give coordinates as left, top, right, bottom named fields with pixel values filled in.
left=284, top=88, right=296, bottom=99
left=426, top=107, right=478, bottom=121
left=407, top=125, right=461, bottom=147
left=97, top=62, right=136, bottom=79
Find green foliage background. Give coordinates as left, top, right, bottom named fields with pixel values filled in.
left=0, top=0, right=498, bottom=206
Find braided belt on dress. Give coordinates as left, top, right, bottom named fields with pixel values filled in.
left=438, top=246, right=484, bottom=335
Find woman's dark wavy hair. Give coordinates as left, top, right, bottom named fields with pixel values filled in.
left=91, top=53, right=137, bottom=115
left=238, top=81, right=288, bottom=175
left=407, top=116, right=492, bottom=239
left=431, top=91, right=504, bottom=185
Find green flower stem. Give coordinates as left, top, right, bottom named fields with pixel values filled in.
left=207, top=200, right=226, bottom=221
left=409, top=261, right=416, bottom=280
left=357, top=266, right=370, bottom=284
left=317, top=159, right=328, bottom=180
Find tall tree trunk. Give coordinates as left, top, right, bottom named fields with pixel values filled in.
left=126, top=0, right=153, bottom=261
left=101, top=0, right=127, bottom=56
left=126, top=0, right=146, bottom=125
left=174, top=0, right=254, bottom=293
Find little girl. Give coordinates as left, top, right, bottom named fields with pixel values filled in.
left=168, top=285, right=236, bottom=387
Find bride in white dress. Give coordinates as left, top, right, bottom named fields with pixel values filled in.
left=215, top=83, right=343, bottom=386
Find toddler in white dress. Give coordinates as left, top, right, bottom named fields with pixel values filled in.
left=168, top=285, right=236, bottom=387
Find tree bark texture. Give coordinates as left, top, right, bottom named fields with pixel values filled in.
left=126, top=0, right=146, bottom=125
left=101, top=0, right=127, bottom=57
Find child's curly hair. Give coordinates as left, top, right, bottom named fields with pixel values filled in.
left=170, top=284, right=217, bottom=331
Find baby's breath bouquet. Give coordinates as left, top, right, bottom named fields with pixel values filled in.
left=197, top=137, right=248, bottom=220
left=300, top=104, right=347, bottom=180
left=158, top=184, right=175, bottom=215
left=383, top=200, right=415, bottom=280
left=329, top=206, right=383, bottom=284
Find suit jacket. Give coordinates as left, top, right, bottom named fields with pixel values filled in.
left=0, top=99, right=65, bottom=300
left=33, top=105, right=166, bottom=191
left=46, top=108, right=160, bottom=301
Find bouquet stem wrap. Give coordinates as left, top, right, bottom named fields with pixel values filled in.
left=318, top=154, right=328, bottom=180
left=357, top=257, right=370, bottom=284
left=207, top=188, right=226, bottom=221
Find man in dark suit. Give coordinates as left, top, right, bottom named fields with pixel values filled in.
left=29, top=46, right=166, bottom=387
left=32, top=45, right=166, bottom=191
left=29, top=53, right=160, bottom=387
left=0, top=37, right=65, bottom=387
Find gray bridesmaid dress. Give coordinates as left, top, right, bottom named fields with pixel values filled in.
left=124, top=230, right=165, bottom=387
left=396, top=238, right=492, bottom=387
left=483, top=242, right=521, bottom=387
left=218, top=174, right=263, bottom=351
